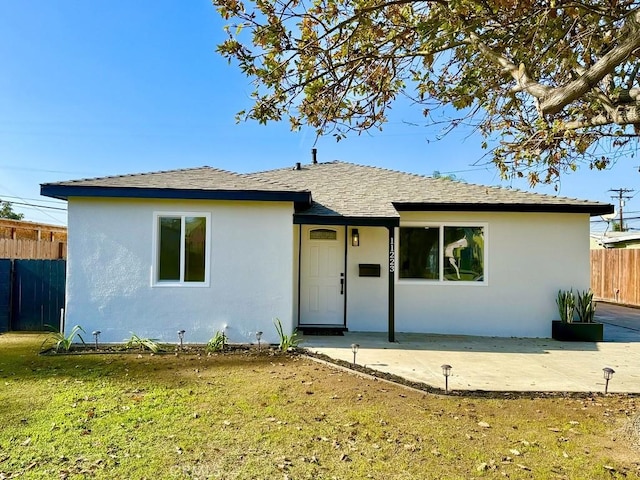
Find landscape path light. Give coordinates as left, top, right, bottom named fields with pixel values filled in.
left=441, top=364, right=452, bottom=394
left=603, top=367, right=615, bottom=394
left=351, top=343, right=360, bottom=366
left=177, top=329, right=186, bottom=349
left=92, top=331, right=101, bottom=350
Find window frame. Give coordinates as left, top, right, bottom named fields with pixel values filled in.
left=396, top=222, right=488, bottom=286
left=151, top=211, right=211, bottom=287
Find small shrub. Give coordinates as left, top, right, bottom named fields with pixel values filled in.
left=206, top=331, right=226, bottom=353
left=125, top=333, right=160, bottom=353
left=556, top=289, right=575, bottom=323
left=576, top=289, right=597, bottom=323
left=274, top=318, right=300, bottom=352
left=42, top=325, right=86, bottom=352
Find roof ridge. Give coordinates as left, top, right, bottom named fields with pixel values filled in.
left=246, top=160, right=340, bottom=176
left=249, top=160, right=605, bottom=204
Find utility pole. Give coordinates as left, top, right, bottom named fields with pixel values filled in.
left=609, top=188, right=634, bottom=231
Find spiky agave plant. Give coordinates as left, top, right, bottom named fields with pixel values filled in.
left=206, top=331, right=226, bottom=352
left=556, top=290, right=575, bottom=323
left=274, top=318, right=300, bottom=351
left=576, top=289, right=597, bottom=323
left=125, top=333, right=160, bottom=353
left=41, top=325, right=86, bottom=352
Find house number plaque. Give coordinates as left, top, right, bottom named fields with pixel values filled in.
left=389, top=237, right=395, bottom=273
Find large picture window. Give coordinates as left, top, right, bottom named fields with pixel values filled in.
left=154, top=213, right=209, bottom=285
left=399, top=225, right=485, bottom=282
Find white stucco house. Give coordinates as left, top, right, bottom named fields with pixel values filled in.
left=41, top=159, right=612, bottom=344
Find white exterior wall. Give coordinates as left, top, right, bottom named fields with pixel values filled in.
left=339, top=212, right=590, bottom=337
left=292, top=224, right=300, bottom=326
left=345, top=226, right=388, bottom=331
left=65, top=198, right=294, bottom=344
left=393, top=211, right=591, bottom=337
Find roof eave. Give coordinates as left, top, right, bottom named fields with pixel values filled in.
left=40, top=184, right=312, bottom=206
left=392, top=202, right=614, bottom=217
left=293, top=214, right=399, bottom=227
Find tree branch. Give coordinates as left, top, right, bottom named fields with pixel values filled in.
left=467, top=32, right=551, bottom=99
left=563, top=104, right=640, bottom=130
left=539, top=9, right=640, bottom=115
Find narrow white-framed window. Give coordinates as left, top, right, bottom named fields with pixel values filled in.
left=398, top=223, right=487, bottom=284
left=152, top=212, right=211, bottom=286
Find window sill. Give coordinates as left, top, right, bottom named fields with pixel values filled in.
left=397, top=279, right=488, bottom=286
left=152, top=281, right=210, bottom=288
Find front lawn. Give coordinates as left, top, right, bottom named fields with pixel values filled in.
left=0, top=333, right=638, bottom=479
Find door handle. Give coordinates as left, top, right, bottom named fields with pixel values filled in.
left=340, top=273, right=344, bottom=295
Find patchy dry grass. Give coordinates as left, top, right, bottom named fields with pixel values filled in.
left=0, top=333, right=638, bottom=479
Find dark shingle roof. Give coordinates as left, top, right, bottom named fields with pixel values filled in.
left=246, top=161, right=612, bottom=220
left=41, top=161, right=613, bottom=219
left=40, top=167, right=311, bottom=204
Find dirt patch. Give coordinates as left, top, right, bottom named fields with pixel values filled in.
left=617, top=413, right=640, bottom=449
left=39, top=343, right=280, bottom=356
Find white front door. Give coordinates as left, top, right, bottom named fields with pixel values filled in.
left=300, top=226, right=345, bottom=326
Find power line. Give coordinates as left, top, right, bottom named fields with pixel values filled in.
left=591, top=216, right=640, bottom=223
left=435, top=167, right=492, bottom=175
left=2, top=200, right=66, bottom=212
left=0, top=194, right=66, bottom=205
left=0, top=164, right=101, bottom=176
left=0, top=182, right=65, bottom=224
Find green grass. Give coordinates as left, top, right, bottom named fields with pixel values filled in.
left=0, top=333, right=638, bottom=479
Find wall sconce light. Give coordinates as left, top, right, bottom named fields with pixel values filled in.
left=92, top=330, right=101, bottom=350
left=177, top=329, right=186, bottom=349
left=351, top=343, right=360, bottom=366
left=441, top=364, right=452, bottom=394
left=603, top=367, right=615, bottom=394
left=351, top=229, right=360, bottom=247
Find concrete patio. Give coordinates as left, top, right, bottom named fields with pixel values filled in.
left=301, top=303, right=640, bottom=393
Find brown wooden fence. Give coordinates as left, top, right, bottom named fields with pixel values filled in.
left=590, top=249, right=640, bottom=307
left=0, top=218, right=67, bottom=242
left=0, top=239, right=66, bottom=260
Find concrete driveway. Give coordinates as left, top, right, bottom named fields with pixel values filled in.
left=301, top=303, right=640, bottom=394
left=597, top=302, right=640, bottom=342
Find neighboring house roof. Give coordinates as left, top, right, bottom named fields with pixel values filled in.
left=590, top=231, right=640, bottom=248
left=41, top=161, right=613, bottom=225
left=40, top=167, right=312, bottom=206
left=246, top=161, right=613, bottom=225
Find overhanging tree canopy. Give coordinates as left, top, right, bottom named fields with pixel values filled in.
left=214, top=0, right=640, bottom=185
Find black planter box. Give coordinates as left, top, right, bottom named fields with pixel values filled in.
left=551, top=321, right=604, bottom=342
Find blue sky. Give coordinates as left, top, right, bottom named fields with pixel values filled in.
left=1, top=1, right=638, bottom=229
